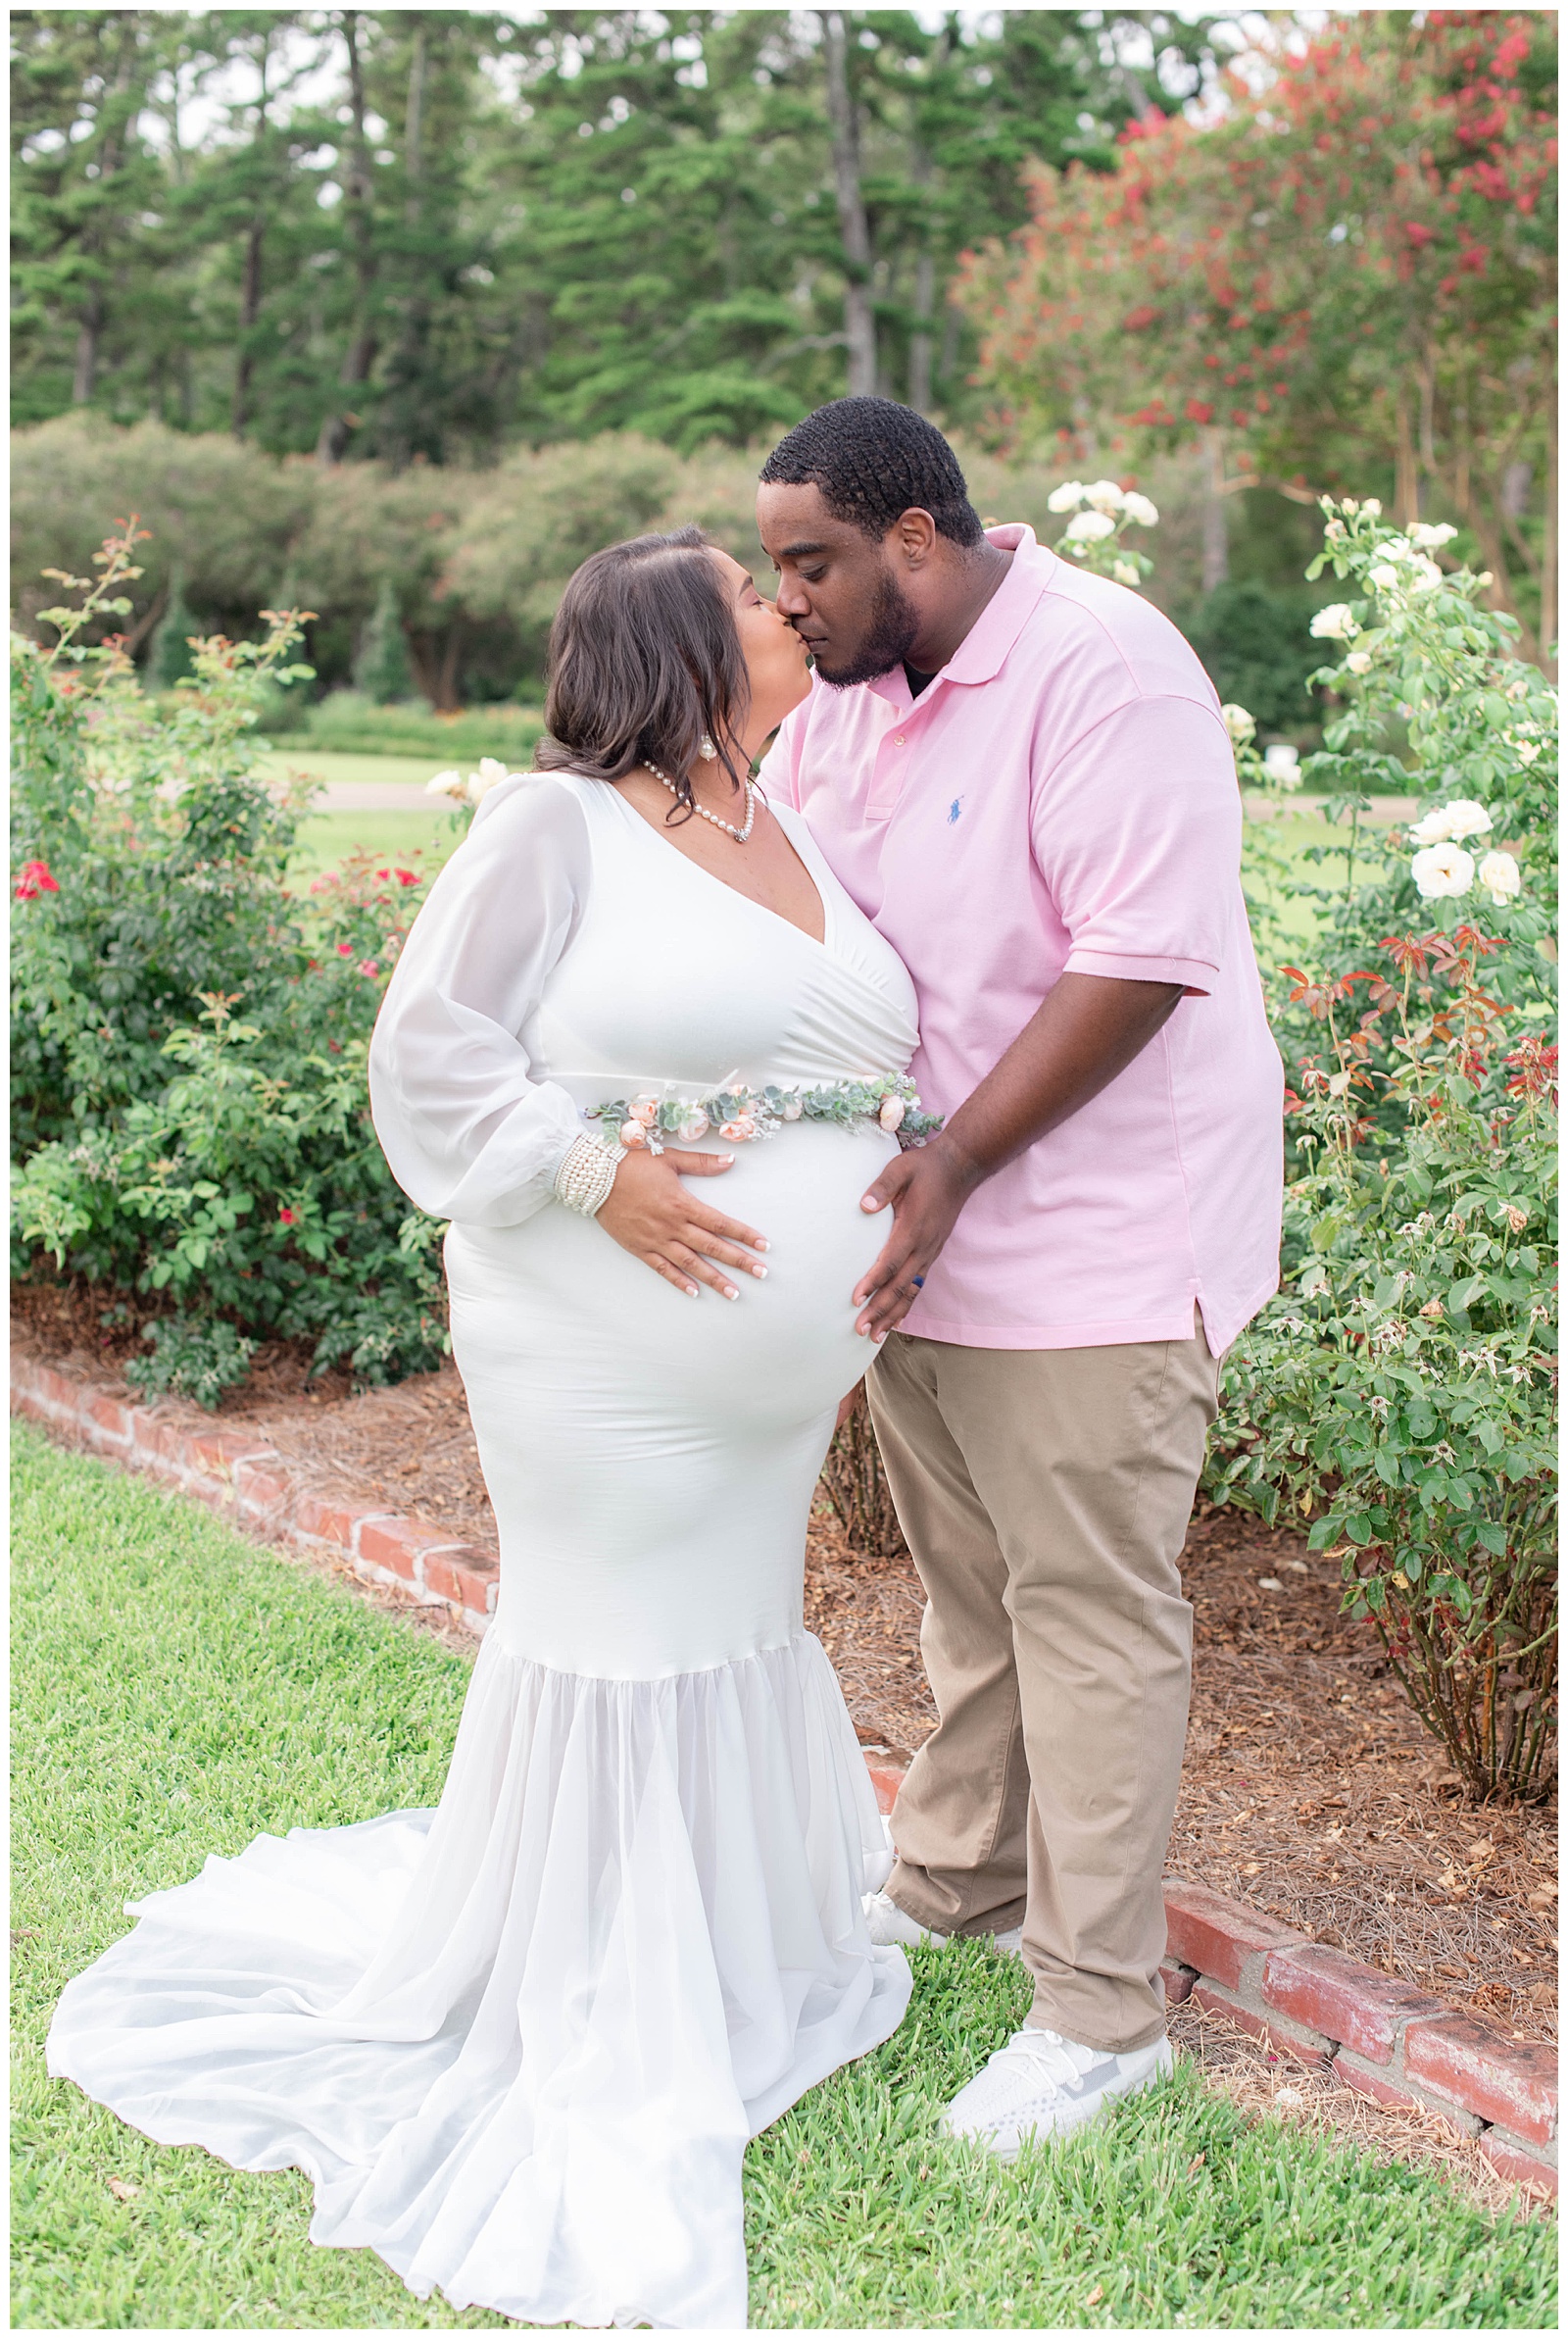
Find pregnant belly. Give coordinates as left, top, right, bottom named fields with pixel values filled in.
left=445, top=1119, right=898, bottom=1433
left=445, top=1122, right=900, bottom=1672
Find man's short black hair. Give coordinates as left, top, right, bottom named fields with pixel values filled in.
left=760, top=397, right=984, bottom=548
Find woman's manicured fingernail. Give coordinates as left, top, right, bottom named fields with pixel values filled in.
left=755, top=1239, right=770, bottom=1252
left=685, top=1284, right=699, bottom=1297
left=752, top=1265, right=767, bottom=1278
left=724, top=1286, right=739, bottom=1301
left=860, top=1195, right=878, bottom=1211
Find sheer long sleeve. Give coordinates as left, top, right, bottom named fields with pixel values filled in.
left=368, top=773, right=593, bottom=1226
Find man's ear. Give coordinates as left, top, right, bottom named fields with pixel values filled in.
left=891, top=507, right=939, bottom=567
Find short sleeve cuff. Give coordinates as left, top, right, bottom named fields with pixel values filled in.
left=1061, top=947, right=1215, bottom=997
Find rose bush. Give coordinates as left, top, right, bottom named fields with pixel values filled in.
left=1210, top=501, right=1557, bottom=1800
left=11, top=524, right=447, bottom=1402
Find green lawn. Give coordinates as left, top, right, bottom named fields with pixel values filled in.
left=13, top=1426, right=1555, bottom=2330
left=258, top=748, right=456, bottom=792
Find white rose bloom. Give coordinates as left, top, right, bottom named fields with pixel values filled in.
left=1411, top=842, right=1475, bottom=899
left=1263, top=743, right=1301, bottom=788
left=1111, top=558, right=1142, bottom=586
left=466, top=756, right=516, bottom=805
left=1221, top=703, right=1256, bottom=744
left=1408, top=799, right=1493, bottom=847
left=1309, top=603, right=1358, bottom=641
left=1514, top=739, right=1541, bottom=765
left=1121, top=492, right=1159, bottom=528
left=1362, top=498, right=1382, bottom=517
left=1083, top=478, right=1126, bottom=513
left=1442, top=798, right=1494, bottom=840
left=1369, top=564, right=1401, bottom=592
left=1064, top=509, right=1116, bottom=542
left=1478, top=850, right=1521, bottom=905
left=424, top=768, right=467, bottom=799
left=1346, top=650, right=1373, bottom=674
left=1408, top=556, right=1444, bottom=593
left=1047, top=480, right=1087, bottom=514
left=1408, top=522, right=1457, bottom=549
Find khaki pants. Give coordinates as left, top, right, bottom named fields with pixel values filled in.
left=866, top=1318, right=1219, bottom=2054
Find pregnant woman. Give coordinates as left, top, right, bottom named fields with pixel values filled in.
left=48, top=527, right=927, bottom=2328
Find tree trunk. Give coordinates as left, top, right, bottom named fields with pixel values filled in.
left=231, top=217, right=265, bottom=435
left=1200, top=426, right=1229, bottom=592
left=71, top=17, right=137, bottom=408
left=232, top=34, right=272, bottom=438
left=317, top=11, right=378, bottom=467
left=1395, top=386, right=1419, bottom=525
left=908, top=250, right=934, bottom=414
left=436, top=618, right=465, bottom=713
left=72, top=286, right=104, bottom=405
left=906, top=108, right=938, bottom=414
left=383, top=17, right=431, bottom=472
left=820, top=11, right=876, bottom=398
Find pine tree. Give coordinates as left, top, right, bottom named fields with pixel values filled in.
left=147, top=570, right=200, bottom=689
left=354, top=577, right=413, bottom=703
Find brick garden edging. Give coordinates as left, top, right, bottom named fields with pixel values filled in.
left=13, top=1351, right=1558, bottom=2194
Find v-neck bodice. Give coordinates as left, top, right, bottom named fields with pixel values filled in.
left=529, top=772, right=918, bottom=1108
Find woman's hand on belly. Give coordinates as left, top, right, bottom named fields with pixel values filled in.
left=596, top=1145, right=772, bottom=1300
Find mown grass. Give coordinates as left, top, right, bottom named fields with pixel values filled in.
left=13, top=1426, right=1555, bottom=2330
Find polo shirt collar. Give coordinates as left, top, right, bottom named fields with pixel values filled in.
left=865, top=523, right=1056, bottom=704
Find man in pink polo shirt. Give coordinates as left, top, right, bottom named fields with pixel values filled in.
left=756, top=399, right=1283, bottom=2155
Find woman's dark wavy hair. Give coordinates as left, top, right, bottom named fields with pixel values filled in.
left=537, top=525, right=750, bottom=822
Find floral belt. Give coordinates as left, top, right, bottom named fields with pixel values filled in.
left=584, top=1074, right=942, bottom=1154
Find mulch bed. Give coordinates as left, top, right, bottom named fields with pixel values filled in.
left=14, top=1285, right=1557, bottom=2049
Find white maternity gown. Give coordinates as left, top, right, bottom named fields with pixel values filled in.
left=47, top=770, right=920, bottom=2330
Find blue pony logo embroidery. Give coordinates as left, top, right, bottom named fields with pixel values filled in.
left=947, top=797, right=964, bottom=825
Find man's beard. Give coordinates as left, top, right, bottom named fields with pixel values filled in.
left=811, top=569, right=921, bottom=688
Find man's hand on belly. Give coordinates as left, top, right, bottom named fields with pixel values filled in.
left=852, top=972, right=1183, bottom=1339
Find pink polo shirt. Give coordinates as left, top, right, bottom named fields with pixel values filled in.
left=759, top=523, right=1284, bottom=1356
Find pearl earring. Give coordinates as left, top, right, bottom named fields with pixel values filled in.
left=698, top=735, right=717, bottom=762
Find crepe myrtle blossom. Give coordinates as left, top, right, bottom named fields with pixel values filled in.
left=1220, top=703, right=1256, bottom=745
left=1047, top=479, right=1087, bottom=513
left=1082, top=479, right=1126, bottom=513
left=1409, top=799, right=1494, bottom=846
left=1478, top=850, right=1522, bottom=906
left=1063, top=509, right=1116, bottom=545
left=1411, top=841, right=1475, bottom=899
left=1263, top=744, right=1301, bottom=789
left=1309, top=604, right=1359, bottom=641
left=1121, top=492, right=1159, bottom=528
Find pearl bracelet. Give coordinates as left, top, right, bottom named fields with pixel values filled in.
left=554, top=1133, right=623, bottom=1219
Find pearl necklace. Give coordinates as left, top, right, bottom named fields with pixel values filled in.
left=646, top=760, right=756, bottom=844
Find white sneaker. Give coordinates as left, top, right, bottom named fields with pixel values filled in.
left=862, top=1892, right=1024, bottom=1955
left=863, top=1889, right=949, bottom=1948
left=941, top=2023, right=1173, bottom=2159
